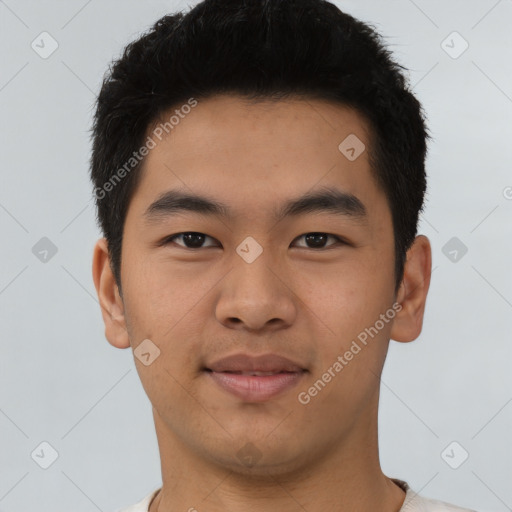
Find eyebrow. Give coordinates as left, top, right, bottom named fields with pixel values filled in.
left=143, top=185, right=368, bottom=225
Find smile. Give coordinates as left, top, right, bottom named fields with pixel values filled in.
left=205, top=369, right=306, bottom=402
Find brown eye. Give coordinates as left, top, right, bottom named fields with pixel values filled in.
left=165, top=232, right=219, bottom=249
left=162, top=232, right=346, bottom=250
left=292, top=233, right=345, bottom=249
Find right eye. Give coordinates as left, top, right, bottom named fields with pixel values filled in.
left=162, top=232, right=220, bottom=249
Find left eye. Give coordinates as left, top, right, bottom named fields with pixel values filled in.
left=292, top=233, right=345, bottom=249
left=163, top=232, right=345, bottom=250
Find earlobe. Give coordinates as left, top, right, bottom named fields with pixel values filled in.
left=92, top=238, right=131, bottom=349
left=390, top=235, right=432, bottom=343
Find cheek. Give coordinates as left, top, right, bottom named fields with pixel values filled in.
left=297, top=258, right=378, bottom=318
left=122, top=250, right=187, bottom=325
left=122, top=259, right=208, bottom=365
left=298, top=258, right=394, bottom=356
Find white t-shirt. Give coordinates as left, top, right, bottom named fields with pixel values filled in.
left=114, top=479, right=477, bottom=511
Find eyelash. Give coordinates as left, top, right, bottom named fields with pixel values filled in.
left=161, top=232, right=348, bottom=250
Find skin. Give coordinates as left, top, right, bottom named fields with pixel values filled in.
left=92, top=95, right=431, bottom=512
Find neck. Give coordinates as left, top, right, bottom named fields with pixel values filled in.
left=148, top=394, right=405, bottom=512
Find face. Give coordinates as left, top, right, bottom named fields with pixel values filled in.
left=93, top=94, right=431, bottom=475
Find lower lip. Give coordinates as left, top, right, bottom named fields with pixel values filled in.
left=206, top=371, right=305, bottom=402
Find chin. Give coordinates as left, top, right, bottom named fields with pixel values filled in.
left=200, top=435, right=310, bottom=478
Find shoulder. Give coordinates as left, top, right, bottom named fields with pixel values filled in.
left=402, top=494, right=477, bottom=512
left=113, top=488, right=161, bottom=512
left=394, top=479, right=477, bottom=512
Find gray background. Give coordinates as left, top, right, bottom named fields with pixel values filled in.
left=0, top=0, right=511, bottom=511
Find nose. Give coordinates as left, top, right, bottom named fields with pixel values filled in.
left=215, top=250, right=298, bottom=333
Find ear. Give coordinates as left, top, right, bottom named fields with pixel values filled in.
left=92, top=237, right=131, bottom=349
left=390, top=235, right=432, bottom=343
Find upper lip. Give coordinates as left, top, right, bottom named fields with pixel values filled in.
left=205, top=353, right=306, bottom=373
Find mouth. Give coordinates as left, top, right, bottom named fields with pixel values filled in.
left=203, top=353, right=308, bottom=402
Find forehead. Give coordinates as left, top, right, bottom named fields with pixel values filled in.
left=129, top=95, right=389, bottom=227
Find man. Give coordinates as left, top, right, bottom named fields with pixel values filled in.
left=90, top=1, right=476, bottom=510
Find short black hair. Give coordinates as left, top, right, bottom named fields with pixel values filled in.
left=89, top=0, right=430, bottom=296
